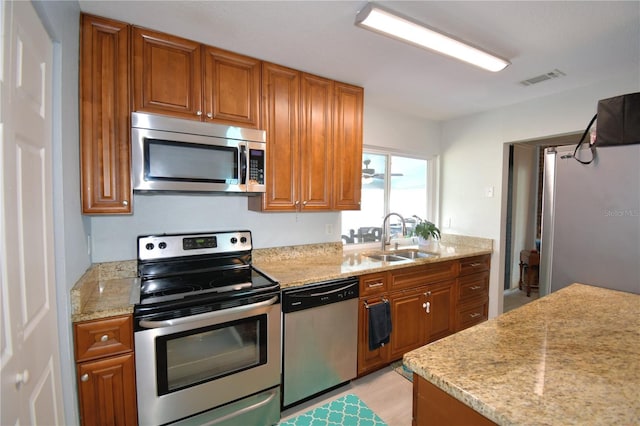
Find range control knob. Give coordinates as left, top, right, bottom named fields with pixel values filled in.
left=145, top=243, right=154, bottom=251
left=230, top=237, right=238, bottom=244
left=158, top=242, right=167, bottom=249
left=240, top=237, right=247, bottom=244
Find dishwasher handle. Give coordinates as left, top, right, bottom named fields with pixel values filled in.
left=282, top=277, right=359, bottom=313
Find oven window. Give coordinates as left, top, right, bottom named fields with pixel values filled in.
left=145, top=138, right=238, bottom=183
left=155, top=314, right=267, bottom=395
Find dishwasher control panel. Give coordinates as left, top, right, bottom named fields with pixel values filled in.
left=282, top=277, right=359, bottom=313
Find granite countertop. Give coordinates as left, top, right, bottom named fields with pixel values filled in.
left=253, top=234, right=492, bottom=289
left=404, top=283, right=640, bottom=425
left=71, top=234, right=492, bottom=322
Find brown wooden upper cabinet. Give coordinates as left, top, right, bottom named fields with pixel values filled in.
left=132, top=26, right=261, bottom=128
left=80, top=14, right=132, bottom=214
left=249, top=63, right=363, bottom=212
left=333, top=83, right=363, bottom=210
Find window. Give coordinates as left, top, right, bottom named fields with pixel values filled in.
left=341, top=149, right=437, bottom=245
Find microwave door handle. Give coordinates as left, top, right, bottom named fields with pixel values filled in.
left=138, top=295, right=279, bottom=329
left=240, top=144, right=247, bottom=185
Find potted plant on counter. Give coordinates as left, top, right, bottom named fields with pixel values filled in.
left=413, top=219, right=441, bottom=246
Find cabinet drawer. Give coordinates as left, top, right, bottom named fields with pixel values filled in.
left=458, top=271, right=489, bottom=303
left=456, top=300, right=488, bottom=331
left=389, top=261, right=457, bottom=292
left=74, top=315, right=133, bottom=362
left=359, top=272, right=388, bottom=297
left=459, top=255, right=491, bottom=276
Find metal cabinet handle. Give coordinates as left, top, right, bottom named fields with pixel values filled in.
left=368, top=282, right=384, bottom=288
left=469, top=262, right=482, bottom=267
left=469, top=313, right=481, bottom=318
left=122, top=200, right=128, bottom=206
left=207, top=112, right=213, bottom=118
left=422, top=301, right=431, bottom=314
left=81, top=374, right=89, bottom=382
left=469, top=286, right=482, bottom=290
left=100, top=334, right=109, bottom=342
left=196, top=110, right=203, bottom=116
left=302, top=200, right=308, bottom=206
left=423, top=291, right=431, bottom=297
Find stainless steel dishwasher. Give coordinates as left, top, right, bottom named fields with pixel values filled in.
left=282, top=276, right=359, bottom=408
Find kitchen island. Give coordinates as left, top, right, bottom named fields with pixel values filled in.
left=404, top=283, right=640, bottom=425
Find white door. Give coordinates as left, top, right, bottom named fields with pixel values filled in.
left=1, top=0, right=64, bottom=424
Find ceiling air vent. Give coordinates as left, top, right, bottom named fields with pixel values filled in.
left=519, top=69, right=566, bottom=86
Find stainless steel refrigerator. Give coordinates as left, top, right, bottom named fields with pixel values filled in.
left=540, top=143, right=640, bottom=295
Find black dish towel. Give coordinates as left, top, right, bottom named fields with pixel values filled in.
left=368, top=301, right=392, bottom=351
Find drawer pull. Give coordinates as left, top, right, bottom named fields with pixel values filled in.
left=100, top=334, right=109, bottom=342
left=469, top=262, right=483, bottom=267
left=469, top=286, right=482, bottom=290
left=368, top=282, right=384, bottom=288
left=422, top=301, right=431, bottom=314
left=423, top=291, right=432, bottom=297
left=469, top=312, right=481, bottom=318
left=81, top=374, right=89, bottom=382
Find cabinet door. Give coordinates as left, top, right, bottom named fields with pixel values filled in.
left=299, top=73, right=333, bottom=211
left=357, top=296, right=390, bottom=376
left=80, top=14, right=132, bottom=214
left=77, top=353, right=137, bottom=426
left=389, top=288, right=428, bottom=360
left=332, top=83, right=363, bottom=210
left=249, top=62, right=300, bottom=211
left=203, top=46, right=261, bottom=128
left=426, top=280, right=456, bottom=343
left=132, top=26, right=202, bottom=120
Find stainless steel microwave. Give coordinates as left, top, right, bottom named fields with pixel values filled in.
left=131, top=112, right=266, bottom=193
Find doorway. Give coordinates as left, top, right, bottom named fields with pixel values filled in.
left=502, top=133, right=580, bottom=312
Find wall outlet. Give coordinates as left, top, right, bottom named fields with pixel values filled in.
left=325, top=224, right=333, bottom=235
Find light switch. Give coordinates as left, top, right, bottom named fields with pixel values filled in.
left=485, top=186, right=494, bottom=198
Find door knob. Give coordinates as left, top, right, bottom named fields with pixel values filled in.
left=15, top=370, right=30, bottom=388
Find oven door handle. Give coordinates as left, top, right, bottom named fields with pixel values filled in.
left=138, top=295, right=279, bottom=329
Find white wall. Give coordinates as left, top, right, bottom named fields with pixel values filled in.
left=90, top=104, right=440, bottom=262
left=32, top=1, right=86, bottom=425
left=441, top=70, right=640, bottom=318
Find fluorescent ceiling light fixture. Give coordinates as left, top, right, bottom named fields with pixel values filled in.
left=355, top=4, right=510, bottom=72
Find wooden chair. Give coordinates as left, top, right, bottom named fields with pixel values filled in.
left=518, top=250, right=540, bottom=297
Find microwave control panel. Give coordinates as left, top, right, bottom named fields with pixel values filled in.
left=248, top=149, right=265, bottom=185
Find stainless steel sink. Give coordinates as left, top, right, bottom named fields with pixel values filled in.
left=393, top=250, right=438, bottom=259
left=363, top=253, right=408, bottom=262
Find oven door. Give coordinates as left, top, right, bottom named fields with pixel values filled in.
left=134, top=294, right=281, bottom=425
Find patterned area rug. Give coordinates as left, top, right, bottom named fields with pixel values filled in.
left=278, top=394, right=387, bottom=426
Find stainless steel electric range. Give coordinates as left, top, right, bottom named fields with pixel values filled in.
left=133, top=230, right=281, bottom=426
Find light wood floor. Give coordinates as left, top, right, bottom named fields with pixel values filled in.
left=503, top=288, right=539, bottom=312
left=280, top=366, right=413, bottom=426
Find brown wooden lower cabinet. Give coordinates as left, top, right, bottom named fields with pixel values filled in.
left=77, top=353, right=138, bottom=426
left=358, top=255, right=491, bottom=377
left=74, top=314, right=137, bottom=426
left=358, top=295, right=391, bottom=376
left=413, top=375, right=497, bottom=426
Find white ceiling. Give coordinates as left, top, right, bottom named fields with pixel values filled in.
left=78, top=1, right=640, bottom=121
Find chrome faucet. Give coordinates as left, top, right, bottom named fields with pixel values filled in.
left=381, top=212, right=406, bottom=251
